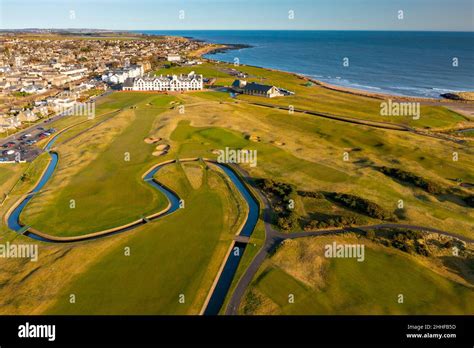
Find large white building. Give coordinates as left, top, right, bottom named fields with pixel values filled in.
left=123, top=72, right=203, bottom=92
left=102, top=65, right=144, bottom=84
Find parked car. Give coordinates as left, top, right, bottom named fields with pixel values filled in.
left=2, top=149, right=15, bottom=156
left=0, top=157, right=8, bottom=162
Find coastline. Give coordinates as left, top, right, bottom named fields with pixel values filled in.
left=189, top=40, right=474, bottom=122
left=189, top=42, right=253, bottom=58
left=186, top=37, right=473, bottom=104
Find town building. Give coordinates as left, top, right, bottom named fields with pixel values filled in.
left=232, top=80, right=285, bottom=98
left=167, top=54, right=181, bottom=62
left=101, top=64, right=144, bottom=84
left=123, top=72, right=203, bottom=92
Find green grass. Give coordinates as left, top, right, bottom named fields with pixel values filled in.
left=155, top=62, right=234, bottom=82
left=262, top=111, right=474, bottom=183
left=158, top=61, right=466, bottom=129
left=1, top=58, right=472, bottom=316
left=0, top=166, right=17, bottom=198
left=232, top=64, right=466, bottom=129
left=162, top=97, right=472, bottom=237
left=170, top=120, right=349, bottom=184
left=44, top=164, right=239, bottom=314
left=21, top=94, right=177, bottom=236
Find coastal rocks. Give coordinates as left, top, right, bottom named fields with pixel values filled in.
left=441, top=92, right=474, bottom=101
left=205, top=43, right=253, bottom=55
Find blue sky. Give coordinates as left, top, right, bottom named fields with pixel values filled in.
left=0, top=0, right=473, bottom=31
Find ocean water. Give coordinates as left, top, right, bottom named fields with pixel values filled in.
left=137, top=30, right=474, bottom=98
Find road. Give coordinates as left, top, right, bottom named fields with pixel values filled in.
left=224, top=166, right=474, bottom=315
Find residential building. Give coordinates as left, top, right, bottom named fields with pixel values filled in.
left=102, top=64, right=144, bottom=84
left=123, top=72, right=203, bottom=92
left=167, top=54, right=181, bottom=62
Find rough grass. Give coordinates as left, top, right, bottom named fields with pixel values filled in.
left=43, top=164, right=243, bottom=314
left=20, top=96, right=177, bottom=236
left=150, top=95, right=473, bottom=238
left=158, top=62, right=467, bottom=129
left=241, top=235, right=474, bottom=315
left=1, top=59, right=472, bottom=315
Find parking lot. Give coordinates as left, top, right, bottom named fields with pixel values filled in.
left=0, top=90, right=110, bottom=164
left=0, top=122, right=57, bottom=163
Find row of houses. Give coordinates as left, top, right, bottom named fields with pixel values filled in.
left=0, top=63, right=90, bottom=95
left=0, top=81, right=103, bottom=134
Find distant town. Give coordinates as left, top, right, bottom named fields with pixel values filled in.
left=0, top=31, right=211, bottom=135
left=0, top=31, right=291, bottom=142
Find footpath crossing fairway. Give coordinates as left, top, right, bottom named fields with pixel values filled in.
left=0, top=59, right=472, bottom=315
left=2, top=92, right=256, bottom=314
left=40, top=159, right=253, bottom=314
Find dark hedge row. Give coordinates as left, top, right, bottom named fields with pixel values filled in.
left=303, top=215, right=362, bottom=231
left=378, top=166, right=445, bottom=195
left=325, top=192, right=394, bottom=220
left=298, top=190, right=393, bottom=221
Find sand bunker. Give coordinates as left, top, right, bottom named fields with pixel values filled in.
left=152, top=150, right=168, bottom=157
left=144, top=137, right=162, bottom=144
left=249, top=135, right=261, bottom=142
left=155, top=144, right=170, bottom=151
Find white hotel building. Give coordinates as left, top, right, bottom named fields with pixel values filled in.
left=122, top=72, right=203, bottom=92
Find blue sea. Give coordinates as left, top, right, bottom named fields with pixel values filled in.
left=136, top=30, right=474, bottom=98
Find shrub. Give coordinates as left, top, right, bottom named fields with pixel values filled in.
left=365, top=230, right=376, bottom=240
left=325, top=192, right=393, bottom=220
left=463, top=195, right=474, bottom=207
left=379, top=166, right=444, bottom=195
left=297, top=190, right=324, bottom=199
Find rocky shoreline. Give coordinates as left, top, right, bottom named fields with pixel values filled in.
left=202, top=43, right=253, bottom=55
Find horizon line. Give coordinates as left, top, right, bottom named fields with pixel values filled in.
left=2, top=28, right=474, bottom=33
